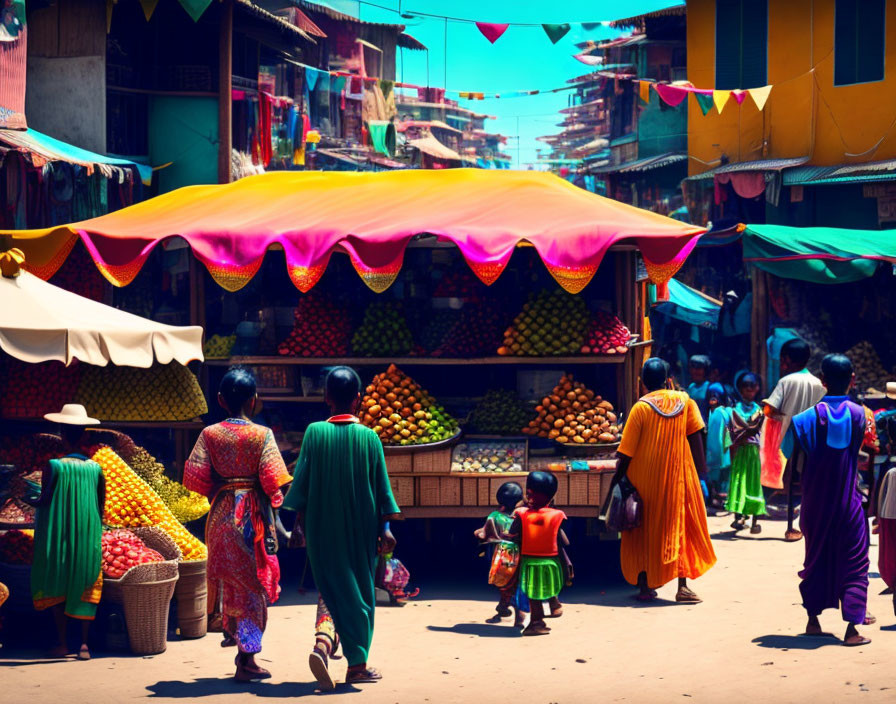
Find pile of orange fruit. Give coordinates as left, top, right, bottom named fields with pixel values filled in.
left=522, top=373, right=621, bottom=444
left=92, top=447, right=207, bottom=561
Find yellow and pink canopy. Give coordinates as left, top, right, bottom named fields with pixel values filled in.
left=2, top=169, right=704, bottom=295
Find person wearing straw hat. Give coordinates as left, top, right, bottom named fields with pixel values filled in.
left=30, top=404, right=105, bottom=661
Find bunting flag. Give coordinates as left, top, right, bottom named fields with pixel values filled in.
left=653, top=83, right=688, bottom=107
left=731, top=89, right=748, bottom=105
left=475, top=22, right=510, bottom=44
left=694, top=92, right=715, bottom=116
left=749, top=85, right=773, bottom=111
left=542, top=23, right=571, bottom=44
left=639, top=81, right=650, bottom=104
left=138, top=0, right=159, bottom=20
left=713, top=90, right=731, bottom=114
left=178, top=0, right=214, bottom=22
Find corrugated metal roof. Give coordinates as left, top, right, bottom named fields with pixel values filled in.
left=590, top=152, right=686, bottom=175
left=610, top=3, right=686, bottom=29
left=687, top=157, right=809, bottom=181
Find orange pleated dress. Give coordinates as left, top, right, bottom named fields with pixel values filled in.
left=618, top=390, right=717, bottom=589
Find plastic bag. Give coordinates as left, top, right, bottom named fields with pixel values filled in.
left=603, top=476, right=643, bottom=532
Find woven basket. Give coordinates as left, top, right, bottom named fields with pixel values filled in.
left=120, top=573, right=178, bottom=655
left=103, top=560, right=178, bottom=605
left=0, top=561, right=33, bottom=611
left=132, top=526, right=183, bottom=562
left=175, top=559, right=208, bottom=639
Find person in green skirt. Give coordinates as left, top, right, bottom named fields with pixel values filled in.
left=31, top=404, right=105, bottom=660
left=726, top=374, right=767, bottom=534
left=505, top=471, right=573, bottom=636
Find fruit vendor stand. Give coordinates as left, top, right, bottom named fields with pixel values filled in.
left=2, top=170, right=705, bottom=519
left=736, top=225, right=896, bottom=392
left=0, top=250, right=210, bottom=652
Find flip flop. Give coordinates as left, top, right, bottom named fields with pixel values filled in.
left=345, top=667, right=383, bottom=684
left=843, top=636, right=872, bottom=647
left=675, top=590, right=702, bottom=604
left=309, top=650, right=335, bottom=692
left=864, top=613, right=877, bottom=625
left=521, top=624, right=551, bottom=636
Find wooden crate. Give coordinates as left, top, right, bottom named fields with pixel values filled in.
left=418, top=477, right=440, bottom=506
left=417, top=476, right=462, bottom=506
left=599, top=471, right=614, bottom=508
left=461, top=477, right=479, bottom=506
left=440, top=477, right=461, bottom=505
left=413, top=448, right=452, bottom=473
left=389, top=476, right=414, bottom=507
left=386, top=454, right=413, bottom=474
left=568, top=473, right=589, bottom=505
left=478, top=478, right=492, bottom=506
left=553, top=472, right=569, bottom=506
left=587, top=474, right=603, bottom=506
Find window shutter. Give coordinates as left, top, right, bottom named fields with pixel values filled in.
left=715, top=0, right=742, bottom=90
left=740, top=0, right=768, bottom=89
left=856, top=0, right=885, bottom=83
left=835, top=0, right=859, bottom=85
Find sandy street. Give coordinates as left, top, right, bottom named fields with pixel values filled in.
left=2, top=514, right=895, bottom=704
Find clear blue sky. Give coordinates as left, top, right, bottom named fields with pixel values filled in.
left=324, top=0, right=677, bottom=166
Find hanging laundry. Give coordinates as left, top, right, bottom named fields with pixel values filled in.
left=367, top=120, right=392, bottom=156
left=639, top=81, right=651, bottom=103
left=542, top=23, right=571, bottom=44
left=475, top=22, right=510, bottom=44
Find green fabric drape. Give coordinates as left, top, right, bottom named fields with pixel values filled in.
left=283, top=422, right=400, bottom=667
left=31, top=456, right=103, bottom=619
left=742, top=224, right=893, bottom=283
left=367, top=121, right=393, bottom=157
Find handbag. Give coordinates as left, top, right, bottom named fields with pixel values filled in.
left=603, top=476, right=643, bottom=532
left=488, top=542, right=520, bottom=588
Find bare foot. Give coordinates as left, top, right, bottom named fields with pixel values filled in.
left=513, top=612, right=526, bottom=628
left=784, top=529, right=803, bottom=542
left=547, top=597, right=563, bottom=618
left=676, top=586, right=702, bottom=603
left=77, top=644, right=90, bottom=661
left=864, top=612, right=877, bottom=626
left=635, top=590, right=658, bottom=602
left=801, top=616, right=835, bottom=637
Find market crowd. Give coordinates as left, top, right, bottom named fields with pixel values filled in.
left=17, top=342, right=896, bottom=687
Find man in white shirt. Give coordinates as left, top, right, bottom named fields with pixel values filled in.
left=762, top=339, right=826, bottom=541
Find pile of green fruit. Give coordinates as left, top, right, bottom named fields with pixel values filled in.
left=498, top=290, right=589, bottom=357
left=352, top=302, right=414, bottom=357
left=467, top=389, right=535, bottom=435
left=204, top=334, right=237, bottom=359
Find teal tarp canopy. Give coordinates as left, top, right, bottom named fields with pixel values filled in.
left=741, top=224, right=892, bottom=283
left=653, top=279, right=722, bottom=329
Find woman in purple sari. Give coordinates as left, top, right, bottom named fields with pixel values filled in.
left=791, top=354, right=870, bottom=646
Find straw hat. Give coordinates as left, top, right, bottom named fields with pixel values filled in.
left=43, top=404, right=100, bottom=426
left=888, top=382, right=896, bottom=401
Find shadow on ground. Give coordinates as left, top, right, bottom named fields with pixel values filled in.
left=145, top=677, right=356, bottom=698
left=751, top=634, right=842, bottom=650
left=427, top=623, right=521, bottom=638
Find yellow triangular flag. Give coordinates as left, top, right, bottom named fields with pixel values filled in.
left=106, top=0, right=116, bottom=33
left=639, top=81, right=650, bottom=104
left=748, top=85, right=773, bottom=111
left=713, top=90, right=731, bottom=114
left=139, top=0, right=159, bottom=20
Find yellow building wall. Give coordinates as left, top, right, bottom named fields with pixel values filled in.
left=688, top=0, right=896, bottom=175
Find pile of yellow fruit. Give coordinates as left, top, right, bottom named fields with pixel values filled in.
left=92, top=447, right=207, bottom=561
left=77, top=363, right=208, bottom=422
left=204, top=334, right=237, bottom=359
left=120, top=445, right=210, bottom=524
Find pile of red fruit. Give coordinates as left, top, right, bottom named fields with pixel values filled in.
left=581, top=311, right=631, bottom=356
left=278, top=294, right=352, bottom=357
left=1, top=360, right=81, bottom=419
left=433, top=303, right=508, bottom=357
left=0, top=529, right=34, bottom=564
left=101, top=529, right=165, bottom=579
left=0, top=433, right=64, bottom=474
left=433, top=269, right=483, bottom=299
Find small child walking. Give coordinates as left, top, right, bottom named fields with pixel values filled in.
left=726, top=373, right=767, bottom=533
left=474, top=481, right=529, bottom=628
left=506, top=471, right=573, bottom=636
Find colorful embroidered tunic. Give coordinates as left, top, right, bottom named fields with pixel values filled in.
left=618, top=390, right=716, bottom=588
left=184, top=420, right=290, bottom=654
left=282, top=416, right=400, bottom=667
left=31, top=454, right=103, bottom=619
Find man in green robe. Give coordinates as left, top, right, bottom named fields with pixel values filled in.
left=284, top=367, right=400, bottom=690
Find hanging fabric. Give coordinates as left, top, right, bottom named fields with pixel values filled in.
left=694, top=92, right=715, bottom=115
left=639, top=81, right=650, bottom=103
left=653, top=83, right=688, bottom=107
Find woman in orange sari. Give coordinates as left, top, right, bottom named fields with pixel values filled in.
left=614, top=358, right=717, bottom=603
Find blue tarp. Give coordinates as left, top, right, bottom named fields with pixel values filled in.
left=653, top=279, right=722, bottom=329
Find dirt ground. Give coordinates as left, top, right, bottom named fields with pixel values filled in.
left=3, top=514, right=896, bottom=704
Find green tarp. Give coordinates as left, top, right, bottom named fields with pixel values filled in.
left=741, top=224, right=892, bottom=283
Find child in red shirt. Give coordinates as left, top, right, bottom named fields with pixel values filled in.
left=506, top=471, right=573, bottom=636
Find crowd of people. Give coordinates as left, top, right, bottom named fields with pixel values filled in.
left=17, top=343, right=896, bottom=686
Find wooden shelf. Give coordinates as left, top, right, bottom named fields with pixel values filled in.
left=1, top=418, right=204, bottom=430
left=258, top=396, right=324, bottom=404
left=205, top=355, right=627, bottom=367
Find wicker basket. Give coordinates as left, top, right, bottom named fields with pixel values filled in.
left=132, top=526, right=182, bottom=562
left=175, top=560, right=208, bottom=639
left=120, top=572, right=178, bottom=655
left=0, top=561, right=33, bottom=611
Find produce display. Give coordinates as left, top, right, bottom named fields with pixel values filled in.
left=204, top=334, right=237, bottom=359
left=845, top=340, right=893, bottom=393
left=120, top=445, right=209, bottom=524
left=522, top=373, right=621, bottom=444
left=434, top=303, right=507, bottom=357
left=433, top=269, right=482, bottom=298
left=582, top=311, right=631, bottom=355
left=101, top=529, right=165, bottom=579
left=93, top=446, right=207, bottom=561
left=0, top=433, right=63, bottom=475
left=0, top=528, right=34, bottom=565
left=352, top=302, right=414, bottom=357
left=467, top=389, right=535, bottom=436
left=77, top=363, right=208, bottom=421
left=0, top=498, right=35, bottom=526
left=419, top=310, right=461, bottom=353
left=451, top=442, right=525, bottom=473
left=0, top=359, right=81, bottom=419
left=498, top=291, right=589, bottom=357
left=278, top=294, right=352, bottom=357
left=360, top=364, right=459, bottom=445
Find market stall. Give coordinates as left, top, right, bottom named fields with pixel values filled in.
left=738, top=224, right=896, bottom=392
left=2, top=169, right=705, bottom=518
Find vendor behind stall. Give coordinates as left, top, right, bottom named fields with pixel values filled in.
left=31, top=404, right=105, bottom=660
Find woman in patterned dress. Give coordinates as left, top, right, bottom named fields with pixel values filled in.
left=184, top=369, right=291, bottom=682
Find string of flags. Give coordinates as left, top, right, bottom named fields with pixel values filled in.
left=638, top=80, right=774, bottom=114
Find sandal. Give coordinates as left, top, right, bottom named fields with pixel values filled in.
left=675, top=588, right=702, bottom=604
left=864, top=613, right=877, bottom=626
left=634, top=590, right=658, bottom=602
left=844, top=635, right=872, bottom=647
left=750, top=524, right=762, bottom=535
left=345, top=666, right=383, bottom=684
left=77, top=645, right=90, bottom=661
left=309, top=648, right=335, bottom=691
left=522, top=622, right=551, bottom=636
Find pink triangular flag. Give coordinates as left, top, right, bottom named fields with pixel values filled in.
left=476, top=22, right=510, bottom=44
left=654, top=83, right=689, bottom=108
left=731, top=90, right=748, bottom=105
left=748, top=85, right=773, bottom=111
